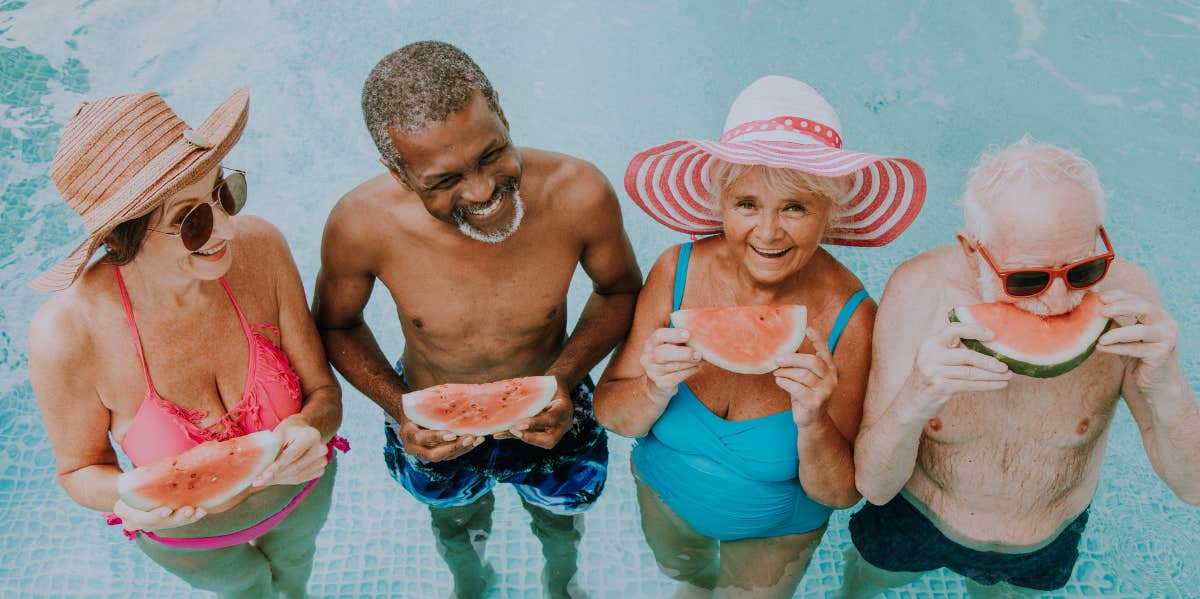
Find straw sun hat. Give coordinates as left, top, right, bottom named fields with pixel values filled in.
left=30, top=87, right=249, bottom=292
left=625, top=76, right=926, bottom=246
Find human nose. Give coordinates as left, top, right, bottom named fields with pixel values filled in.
left=1040, top=276, right=1073, bottom=314
left=752, top=210, right=782, bottom=241
left=210, top=201, right=235, bottom=240
left=458, top=170, right=494, bottom=204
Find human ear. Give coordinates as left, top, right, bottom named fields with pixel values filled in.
left=380, top=157, right=410, bottom=190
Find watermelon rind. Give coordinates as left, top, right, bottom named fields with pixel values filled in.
left=401, top=376, right=558, bottom=436
left=949, top=306, right=1114, bottom=379
left=670, top=305, right=808, bottom=375
left=117, top=430, right=281, bottom=512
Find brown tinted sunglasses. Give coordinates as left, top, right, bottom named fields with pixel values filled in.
left=149, top=169, right=247, bottom=251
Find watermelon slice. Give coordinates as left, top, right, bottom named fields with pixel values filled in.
left=118, top=430, right=281, bottom=512
left=949, top=292, right=1113, bottom=378
left=401, top=376, right=558, bottom=436
left=669, top=305, right=808, bottom=375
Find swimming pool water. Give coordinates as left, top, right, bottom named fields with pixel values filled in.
left=2, top=1, right=1198, bottom=597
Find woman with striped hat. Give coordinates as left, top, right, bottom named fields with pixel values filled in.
left=594, top=76, right=927, bottom=597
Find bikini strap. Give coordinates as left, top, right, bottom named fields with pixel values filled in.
left=671, top=242, right=693, bottom=314
left=113, top=266, right=155, bottom=389
left=827, top=289, right=869, bottom=353
left=218, top=277, right=256, bottom=340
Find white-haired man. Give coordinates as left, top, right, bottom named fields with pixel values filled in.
left=840, top=139, right=1200, bottom=597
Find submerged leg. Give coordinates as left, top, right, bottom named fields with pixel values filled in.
left=634, top=474, right=719, bottom=596
left=521, top=498, right=587, bottom=598
left=834, top=544, right=926, bottom=599
left=430, top=491, right=497, bottom=599
left=713, top=525, right=825, bottom=598
left=255, top=461, right=338, bottom=598
left=135, top=536, right=273, bottom=599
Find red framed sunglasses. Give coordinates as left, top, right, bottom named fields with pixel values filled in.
left=976, top=227, right=1115, bottom=298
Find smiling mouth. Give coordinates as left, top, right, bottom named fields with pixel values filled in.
left=751, top=245, right=793, bottom=259
left=462, top=194, right=503, bottom=218
left=193, top=241, right=227, bottom=258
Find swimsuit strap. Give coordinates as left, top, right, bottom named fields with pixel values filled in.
left=218, top=277, right=256, bottom=341
left=827, top=289, right=869, bottom=353
left=113, top=266, right=156, bottom=390
left=671, top=242, right=693, bottom=314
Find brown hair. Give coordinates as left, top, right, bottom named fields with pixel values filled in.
left=102, top=212, right=153, bottom=265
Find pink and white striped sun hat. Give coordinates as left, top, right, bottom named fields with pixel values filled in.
left=624, top=76, right=927, bottom=246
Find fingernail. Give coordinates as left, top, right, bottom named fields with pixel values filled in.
left=461, top=437, right=473, bottom=447
left=443, top=433, right=457, bottom=441
left=515, top=423, right=530, bottom=431
left=692, top=352, right=701, bottom=361
left=473, top=437, right=484, bottom=446
left=512, top=430, right=524, bottom=438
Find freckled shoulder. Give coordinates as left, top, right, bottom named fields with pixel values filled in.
left=28, top=282, right=101, bottom=377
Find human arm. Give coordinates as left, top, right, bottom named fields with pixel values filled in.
left=775, top=299, right=875, bottom=509
left=29, top=300, right=205, bottom=531
left=853, top=260, right=1012, bottom=505
left=1099, top=264, right=1200, bottom=504
left=593, top=246, right=701, bottom=438
left=499, top=163, right=644, bottom=448
left=313, top=195, right=480, bottom=461
left=237, top=219, right=342, bottom=486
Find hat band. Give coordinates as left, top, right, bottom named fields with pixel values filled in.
left=719, top=116, right=843, bottom=148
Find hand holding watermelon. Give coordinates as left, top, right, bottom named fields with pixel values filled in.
left=494, top=382, right=574, bottom=449
left=252, top=415, right=330, bottom=487
left=638, top=327, right=703, bottom=404
left=774, top=328, right=839, bottom=427
left=111, top=500, right=207, bottom=534
left=1096, top=290, right=1180, bottom=392
left=909, top=321, right=1013, bottom=417
left=396, top=417, right=486, bottom=462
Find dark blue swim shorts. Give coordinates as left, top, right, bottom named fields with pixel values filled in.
left=849, top=492, right=1089, bottom=591
left=383, top=362, right=608, bottom=515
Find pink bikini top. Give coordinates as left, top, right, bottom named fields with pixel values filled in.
left=114, top=266, right=303, bottom=468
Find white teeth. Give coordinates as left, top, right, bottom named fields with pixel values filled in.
left=195, top=242, right=225, bottom=256
left=752, top=246, right=790, bottom=257
left=464, top=196, right=501, bottom=217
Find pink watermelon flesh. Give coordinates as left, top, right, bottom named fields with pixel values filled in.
left=670, top=305, right=808, bottom=375
left=949, top=292, right=1113, bottom=378
left=401, top=376, right=558, bottom=436
left=118, top=430, right=281, bottom=512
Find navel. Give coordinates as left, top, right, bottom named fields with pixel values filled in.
left=1076, top=418, right=1090, bottom=435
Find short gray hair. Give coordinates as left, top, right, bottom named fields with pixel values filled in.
left=961, top=135, right=1106, bottom=241
left=361, top=41, right=501, bottom=172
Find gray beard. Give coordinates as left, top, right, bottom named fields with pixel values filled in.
left=453, top=188, right=525, bottom=244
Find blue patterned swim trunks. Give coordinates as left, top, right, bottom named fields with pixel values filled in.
left=383, top=362, right=608, bottom=515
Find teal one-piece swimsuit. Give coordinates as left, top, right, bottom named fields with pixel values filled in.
left=632, top=241, right=869, bottom=541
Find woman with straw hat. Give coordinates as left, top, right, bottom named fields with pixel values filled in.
left=27, top=88, right=346, bottom=598
left=594, top=76, right=927, bottom=596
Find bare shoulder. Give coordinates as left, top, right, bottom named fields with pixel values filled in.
left=1102, top=257, right=1158, bottom=299
left=231, top=214, right=290, bottom=258
left=324, top=173, right=407, bottom=245
left=881, top=244, right=960, bottom=302
left=28, top=285, right=98, bottom=372
left=522, top=148, right=617, bottom=218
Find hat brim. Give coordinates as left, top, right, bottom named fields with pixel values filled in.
left=31, top=87, right=249, bottom=292
left=624, top=139, right=926, bottom=247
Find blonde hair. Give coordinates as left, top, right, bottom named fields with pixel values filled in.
left=705, top=160, right=854, bottom=228
left=961, top=135, right=1106, bottom=242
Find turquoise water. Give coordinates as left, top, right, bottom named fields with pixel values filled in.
left=2, top=1, right=1198, bottom=597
